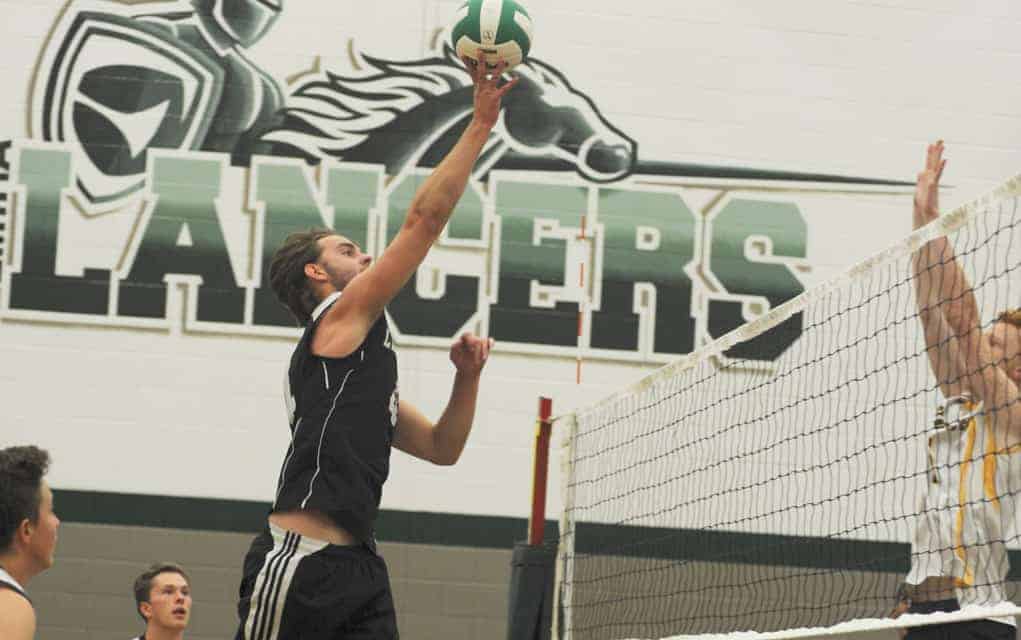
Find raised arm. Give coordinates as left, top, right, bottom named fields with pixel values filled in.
left=314, top=59, right=518, bottom=357
left=913, top=143, right=980, bottom=338
left=913, top=141, right=1021, bottom=446
left=912, top=142, right=968, bottom=397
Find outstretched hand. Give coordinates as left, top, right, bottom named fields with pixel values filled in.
left=914, top=140, right=946, bottom=226
left=463, top=55, right=519, bottom=130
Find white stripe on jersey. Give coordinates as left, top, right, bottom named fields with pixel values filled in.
left=243, top=531, right=298, bottom=640
left=0, top=567, right=26, bottom=598
left=301, top=369, right=354, bottom=509
left=274, top=417, right=303, bottom=506
left=311, top=291, right=341, bottom=323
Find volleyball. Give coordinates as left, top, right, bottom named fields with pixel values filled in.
left=451, top=0, right=534, bottom=70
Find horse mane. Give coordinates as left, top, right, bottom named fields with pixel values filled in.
left=261, top=37, right=570, bottom=158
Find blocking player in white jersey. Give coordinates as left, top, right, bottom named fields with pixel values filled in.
left=896, top=141, right=1021, bottom=639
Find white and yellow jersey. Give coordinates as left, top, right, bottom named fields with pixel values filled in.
left=906, top=395, right=1019, bottom=625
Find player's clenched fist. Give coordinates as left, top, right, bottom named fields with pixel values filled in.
left=450, top=333, right=494, bottom=376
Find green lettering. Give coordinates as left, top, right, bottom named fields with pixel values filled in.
left=8, top=147, right=109, bottom=314
left=118, top=154, right=242, bottom=322
left=385, top=172, right=483, bottom=338
left=591, top=189, right=697, bottom=355
left=706, top=198, right=806, bottom=360
left=490, top=180, right=584, bottom=347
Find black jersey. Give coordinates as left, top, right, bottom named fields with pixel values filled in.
left=272, top=292, right=399, bottom=545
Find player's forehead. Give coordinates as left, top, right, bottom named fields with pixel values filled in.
left=38, top=480, right=53, bottom=508
left=152, top=571, right=189, bottom=590
left=991, top=320, right=1021, bottom=341
left=317, top=234, right=359, bottom=251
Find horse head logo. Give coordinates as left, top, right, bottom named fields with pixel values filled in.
left=499, top=57, right=636, bottom=183
left=263, top=36, right=636, bottom=183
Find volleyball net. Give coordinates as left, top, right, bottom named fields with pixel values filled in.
left=555, top=175, right=1021, bottom=640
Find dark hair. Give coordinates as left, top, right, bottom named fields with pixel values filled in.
left=133, top=562, right=190, bottom=621
left=0, top=446, right=50, bottom=552
left=268, top=227, right=336, bottom=325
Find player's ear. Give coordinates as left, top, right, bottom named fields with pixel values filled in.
left=140, top=601, right=153, bottom=620
left=15, top=517, right=32, bottom=545
left=304, top=262, right=326, bottom=282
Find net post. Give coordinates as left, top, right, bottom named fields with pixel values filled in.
left=507, top=397, right=557, bottom=640
left=552, top=412, right=578, bottom=640
left=529, top=396, right=554, bottom=545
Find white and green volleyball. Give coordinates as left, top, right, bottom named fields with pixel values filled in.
left=451, top=0, right=534, bottom=70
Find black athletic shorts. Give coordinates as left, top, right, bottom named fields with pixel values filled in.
left=235, top=523, right=398, bottom=640
left=904, top=599, right=1014, bottom=640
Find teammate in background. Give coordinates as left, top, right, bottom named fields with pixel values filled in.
left=131, top=563, right=192, bottom=640
left=0, top=446, right=59, bottom=640
left=234, top=57, right=516, bottom=639
left=896, top=141, right=1021, bottom=638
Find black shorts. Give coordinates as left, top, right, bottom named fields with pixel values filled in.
left=904, top=599, right=1015, bottom=640
left=235, top=524, right=398, bottom=640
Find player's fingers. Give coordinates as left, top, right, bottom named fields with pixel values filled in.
left=478, top=54, right=491, bottom=81
left=936, top=158, right=947, bottom=182
left=928, top=141, right=943, bottom=171
left=497, top=75, right=520, bottom=97
left=492, top=60, right=508, bottom=81
left=465, top=55, right=478, bottom=81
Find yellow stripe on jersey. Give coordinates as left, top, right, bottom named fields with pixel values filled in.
left=985, top=421, right=1001, bottom=511
left=954, top=417, right=977, bottom=586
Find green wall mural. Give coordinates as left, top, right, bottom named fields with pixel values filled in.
left=0, top=0, right=912, bottom=364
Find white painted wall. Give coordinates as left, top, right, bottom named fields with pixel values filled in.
left=1, top=0, right=1019, bottom=538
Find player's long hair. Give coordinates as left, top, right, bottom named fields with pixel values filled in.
left=269, top=228, right=336, bottom=326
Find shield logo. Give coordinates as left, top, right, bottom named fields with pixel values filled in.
left=34, top=10, right=223, bottom=207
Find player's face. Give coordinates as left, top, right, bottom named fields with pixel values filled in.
left=987, top=321, right=1021, bottom=382
left=145, top=572, right=192, bottom=630
left=27, top=481, right=59, bottom=569
left=315, top=235, right=372, bottom=291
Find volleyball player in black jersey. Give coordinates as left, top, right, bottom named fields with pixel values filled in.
left=234, top=58, right=517, bottom=640
left=0, top=446, right=59, bottom=640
